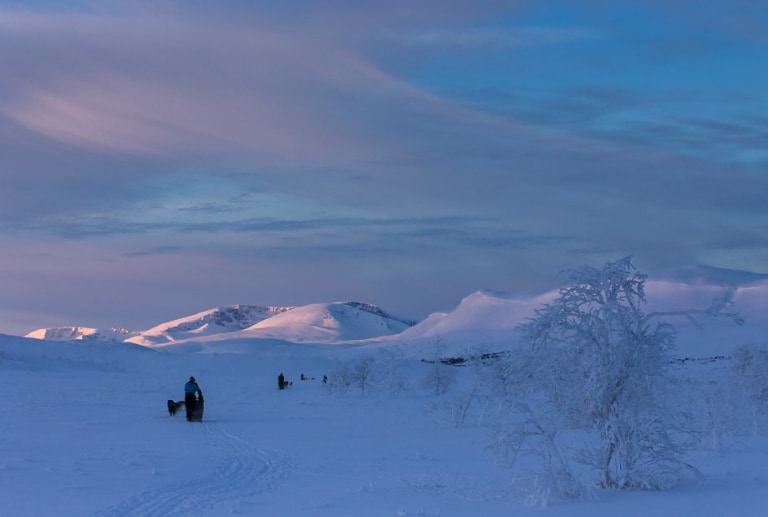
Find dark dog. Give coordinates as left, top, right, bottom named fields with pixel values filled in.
left=167, top=399, right=185, bottom=416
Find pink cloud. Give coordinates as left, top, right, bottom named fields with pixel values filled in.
left=0, top=12, right=431, bottom=165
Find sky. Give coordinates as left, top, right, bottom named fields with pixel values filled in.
left=1, top=0, right=767, bottom=334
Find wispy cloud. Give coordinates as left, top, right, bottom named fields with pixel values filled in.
left=400, top=26, right=597, bottom=49
left=0, top=12, right=404, bottom=162
left=1, top=1, right=767, bottom=333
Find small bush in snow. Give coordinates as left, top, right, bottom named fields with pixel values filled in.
left=732, top=342, right=768, bottom=404
left=490, top=401, right=589, bottom=505
left=375, top=347, right=410, bottom=396
left=694, top=376, right=747, bottom=449
left=325, top=359, right=352, bottom=395
left=420, top=356, right=456, bottom=397
left=440, top=347, right=497, bottom=428
left=731, top=342, right=768, bottom=434
left=350, top=355, right=377, bottom=395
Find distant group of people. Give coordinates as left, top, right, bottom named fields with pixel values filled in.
left=277, top=372, right=326, bottom=389
left=177, top=371, right=328, bottom=420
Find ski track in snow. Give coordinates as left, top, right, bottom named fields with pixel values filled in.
left=94, top=423, right=294, bottom=517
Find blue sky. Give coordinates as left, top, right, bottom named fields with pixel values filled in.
left=1, top=1, right=766, bottom=334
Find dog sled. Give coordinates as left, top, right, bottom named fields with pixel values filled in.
left=187, top=396, right=204, bottom=422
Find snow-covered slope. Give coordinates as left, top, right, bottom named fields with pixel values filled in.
left=19, top=266, right=768, bottom=359
left=179, top=301, right=417, bottom=345
left=126, top=304, right=293, bottom=346
left=25, top=326, right=138, bottom=342
left=383, top=271, right=768, bottom=358
left=24, top=301, right=416, bottom=348
left=643, top=278, right=768, bottom=357
left=387, top=289, right=551, bottom=356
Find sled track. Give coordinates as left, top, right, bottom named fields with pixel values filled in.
left=95, top=423, right=294, bottom=517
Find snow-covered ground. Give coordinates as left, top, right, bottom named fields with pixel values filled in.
left=3, top=268, right=768, bottom=516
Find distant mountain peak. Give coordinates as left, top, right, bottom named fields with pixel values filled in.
left=24, top=326, right=138, bottom=342
left=22, top=266, right=768, bottom=353
left=234, top=301, right=416, bottom=344
left=125, top=304, right=295, bottom=346
left=158, top=304, right=293, bottom=334
left=341, top=301, right=417, bottom=327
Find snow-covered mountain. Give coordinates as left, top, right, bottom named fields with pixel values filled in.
left=25, top=326, right=138, bottom=342
left=237, top=301, right=415, bottom=344
left=20, top=266, right=768, bottom=358
left=383, top=268, right=768, bottom=358
left=25, top=302, right=416, bottom=347
left=383, top=289, right=549, bottom=356
left=24, top=304, right=291, bottom=346
left=125, top=304, right=294, bottom=346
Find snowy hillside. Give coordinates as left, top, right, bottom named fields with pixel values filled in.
left=19, top=266, right=768, bottom=360
left=386, top=289, right=550, bottom=356
left=24, top=326, right=138, bottom=342
left=25, top=305, right=293, bottom=346
left=383, top=270, right=768, bottom=359
left=126, top=304, right=294, bottom=346
left=182, top=301, right=417, bottom=345
left=23, top=301, right=416, bottom=348
left=642, top=275, right=768, bottom=357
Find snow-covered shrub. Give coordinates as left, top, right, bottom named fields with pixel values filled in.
left=420, top=362, right=455, bottom=396
left=490, top=401, right=588, bottom=504
left=420, top=343, right=457, bottom=397
left=732, top=342, right=768, bottom=404
left=424, top=347, right=499, bottom=428
left=442, top=369, right=484, bottom=428
left=375, top=346, right=410, bottom=396
left=350, top=355, right=376, bottom=395
left=731, top=342, right=768, bottom=435
left=486, top=352, right=519, bottom=398
left=694, top=376, right=747, bottom=448
left=511, top=257, right=714, bottom=493
left=442, top=347, right=498, bottom=427
left=325, top=359, right=352, bottom=395
left=323, top=349, right=411, bottom=397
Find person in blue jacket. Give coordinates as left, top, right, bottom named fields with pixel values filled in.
left=184, top=376, right=203, bottom=420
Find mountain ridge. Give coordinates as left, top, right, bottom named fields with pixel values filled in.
left=21, top=266, right=768, bottom=357
left=25, top=301, right=416, bottom=347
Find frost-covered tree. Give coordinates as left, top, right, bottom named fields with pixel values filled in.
left=487, top=352, right=518, bottom=398
left=420, top=340, right=456, bottom=396
left=513, top=257, right=731, bottom=491
left=350, top=355, right=377, bottom=395
left=731, top=342, right=768, bottom=435
left=430, top=347, right=493, bottom=428
left=325, top=359, right=352, bottom=395
left=376, top=346, right=410, bottom=396
left=732, top=342, right=768, bottom=405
